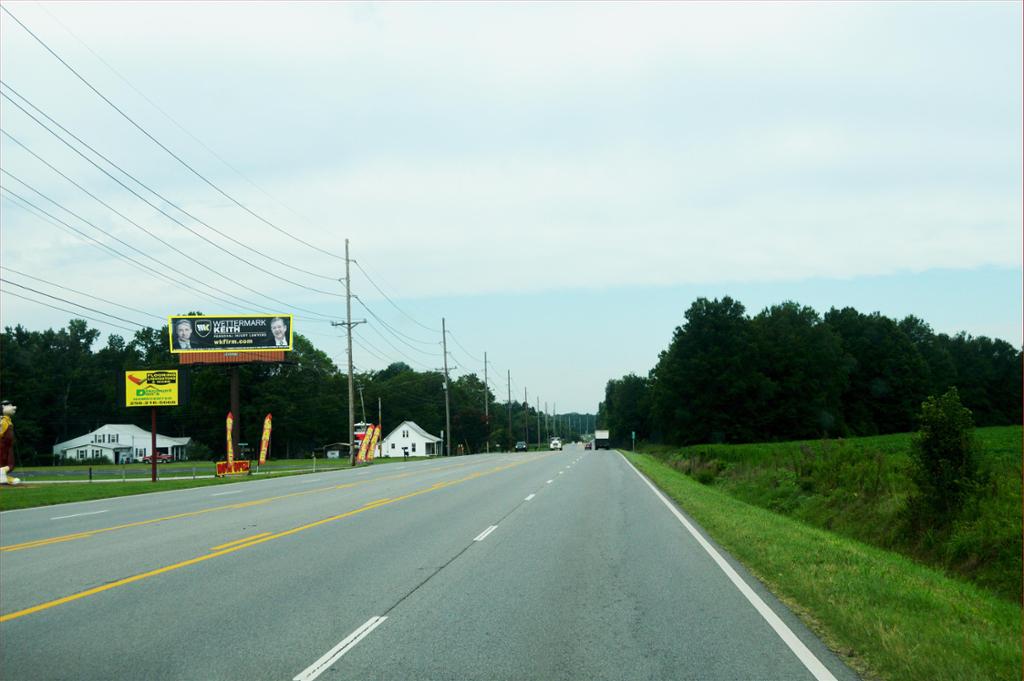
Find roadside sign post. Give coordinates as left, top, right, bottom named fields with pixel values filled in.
left=124, top=369, right=179, bottom=483
left=631, top=431, right=636, bottom=452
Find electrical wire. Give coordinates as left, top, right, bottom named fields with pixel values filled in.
left=353, top=260, right=440, bottom=333
left=0, top=277, right=149, bottom=327
left=1, top=289, right=140, bottom=333
left=1, top=186, right=271, bottom=317
left=446, top=328, right=484, bottom=363
left=34, top=3, right=322, bottom=235
left=1, top=5, right=346, bottom=261
left=0, top=146, right=343, bottom=321
left=0, top=119, right=345, bottom=298
left=0, top=266, right=163, bottom=321
left=354, top=298, right=439, bottom=355
left=0, top=83, right=338, bottom=282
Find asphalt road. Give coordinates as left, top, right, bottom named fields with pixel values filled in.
left=0, top=445, right=860, bottom=681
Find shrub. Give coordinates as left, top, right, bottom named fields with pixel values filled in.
left=907, top=388, right=979, bottom=527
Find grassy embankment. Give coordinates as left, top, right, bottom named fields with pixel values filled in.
left=639, top=426, right=1021, bottom=602
left=0, top=455, right=443, bottom=511
left=624, top=450, right=1021, bottom=681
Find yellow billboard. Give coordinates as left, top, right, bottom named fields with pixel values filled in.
left=125, top=370, right=179, bottom=407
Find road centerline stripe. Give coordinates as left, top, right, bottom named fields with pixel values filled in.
left=0, top=455, right=557, bottom=623
left=210, top=532, right=272, bottom=551
left=50, top=510, right=108, bottom=520
left=524, top=494, right=535, bottom=501
left=293, top=616, right=387, bottom=681
left=473, top=525, right=498, bottom=542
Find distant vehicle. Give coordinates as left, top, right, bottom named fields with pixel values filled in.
left=141, top=453, right=173, bottom=464
left=584, top=442, right=592, bottom=450
left=594, top=429, right=610, bottom=450
left=514, top=441, right=528, bottom=452
left=549, top=438, right=562, bottom=451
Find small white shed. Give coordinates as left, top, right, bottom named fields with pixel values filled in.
left=379, top=421, right=442, bottom=457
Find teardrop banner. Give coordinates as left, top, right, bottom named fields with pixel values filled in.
left=356, top=424, right=376, bottom=464
left=258, top=414, right=272, bottom=465
left=226, top=411, right=234, bottom=466
left=365, top=424, right=381, bottom=463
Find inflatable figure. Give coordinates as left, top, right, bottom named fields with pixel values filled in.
left=0, top=399, right=20, bottom=485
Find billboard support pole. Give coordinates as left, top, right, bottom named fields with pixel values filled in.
left=151, top=407, right=157, bottom=483
left=230, top=366, right=240, bottom=457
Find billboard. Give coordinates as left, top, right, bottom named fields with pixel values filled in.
left=125, top=370, right=179, bottom=407
left=168, top=315, right=293, bottom=353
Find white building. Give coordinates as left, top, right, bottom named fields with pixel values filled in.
left=379, top=421, right=442, bottom=458
left=53, top=424, right=191, bottom=464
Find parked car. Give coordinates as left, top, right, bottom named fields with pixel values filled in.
left=514, top=441, right=528, bottom=452
left=584, top=442, right=592, bottom=450
left=549, top=438, right=562, bottom=451
left=141, top=453, right=173, bottom=463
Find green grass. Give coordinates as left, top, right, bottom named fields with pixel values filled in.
left=640, top=426, right=1022, bottom=602
left=624, top=451, right=1022, bottom=681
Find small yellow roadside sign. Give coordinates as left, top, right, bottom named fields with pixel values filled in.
left=125, top=370, right=179, bottom=407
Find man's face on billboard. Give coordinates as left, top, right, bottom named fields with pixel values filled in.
left=271, top=319, right=287, bottom=340
left=176, top=322, right=192, bottom=342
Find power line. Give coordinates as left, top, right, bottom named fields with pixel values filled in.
left=446, top=328, right=484, bottom=364
left=1, top=289, right=140, bottom=334
left=0, top=83, right=338, bottom=282
left=353, top=261, right=440, bottom=333
left=1, top=187, right=333, bottom=326
left=34, top=2, right=322, bottom=234
left=0, top=278, right=149, bottom=327
left=354, top=297, right=439, bottom=353
left=0, top=141, right=343, bottom=321
left=0, top=266, right=163, bottom=321
left=1, top=186, right=269, bottom=317
left=0, top=114, right=344, bottom=298
left=1, top=5, right=346, bottom=261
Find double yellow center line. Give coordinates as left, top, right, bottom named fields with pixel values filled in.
left=0, top=456, right=547, bottom=623
left=1, top=461, right=481, bottom=553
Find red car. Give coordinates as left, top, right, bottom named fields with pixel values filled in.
left=141, top=453, right=173, bottom=463
left=584, top=442, right=592, bottom=450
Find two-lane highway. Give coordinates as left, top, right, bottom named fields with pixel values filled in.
left=0, top=446, right=859, bottom=680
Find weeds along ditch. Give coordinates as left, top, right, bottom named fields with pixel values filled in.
left=641, top=426, right=1022, bottom=603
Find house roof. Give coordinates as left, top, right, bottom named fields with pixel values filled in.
left=382, top=420, right=441, bottom=442
left=54, top=424, right=190, bottom=454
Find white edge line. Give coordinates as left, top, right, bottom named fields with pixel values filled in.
left=546, top=479, right=553, bottom=484
left=293, top=616, right=387, bottom=681
left=211, top=490, right=245, bottom=496
left=524, top=494, right=536, bottom=501
left=618, top=453, right=839, bottom=681
left=473, top=525, right=498, bottom=542
left=50, top=510, right=108, bottom=520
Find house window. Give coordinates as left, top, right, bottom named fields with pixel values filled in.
left=390, top=443, right=395, bottom=450
left=112, top=434, right=118, bottom=443
left=412, top=442, right=416, bottom=453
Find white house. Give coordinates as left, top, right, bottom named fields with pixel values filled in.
left=379, top=421, right=442, bottom=458
left=53, top=424, right=191, bottom=464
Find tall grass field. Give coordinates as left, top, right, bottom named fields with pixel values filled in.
left=640, top=426, right=1022, bottom=603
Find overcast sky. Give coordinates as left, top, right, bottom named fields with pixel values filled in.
left=1, top=1, right=1021, bottom=413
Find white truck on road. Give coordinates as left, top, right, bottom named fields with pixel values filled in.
left=594, top=429, right=610, bottom=450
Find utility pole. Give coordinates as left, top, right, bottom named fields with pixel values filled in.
left=544, top=401, right=549, bottom=441
left=484, top=351, right=489, bottom=453
left=442, top=317, right=451, bottom=456
left=536, top=396, right=541, bottom=450
left=378, top=396, right=382, bottom=432
left=506, top=370, right=512, bottom=452
left=523, top=386, right=529, bottom=447
left=357, top=384, right=366, bottom=424
left=332, top=238, right=365, bottom=466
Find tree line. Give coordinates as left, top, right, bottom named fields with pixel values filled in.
left=0, top=319, right=593, bottom=463
left=599, top=298, right=1022, bottom=447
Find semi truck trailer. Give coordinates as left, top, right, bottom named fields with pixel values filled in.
left=594, top=429, right=610, bottom=450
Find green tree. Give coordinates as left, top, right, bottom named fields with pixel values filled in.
left=907, top=387, right=979, bottom=525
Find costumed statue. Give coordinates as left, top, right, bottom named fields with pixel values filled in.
left=0, top=399, right=20, bottom=485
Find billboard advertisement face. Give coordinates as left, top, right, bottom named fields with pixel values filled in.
left=125, top=370, right=179, bottom=407
left=168, top=315, right=293, bottom=353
